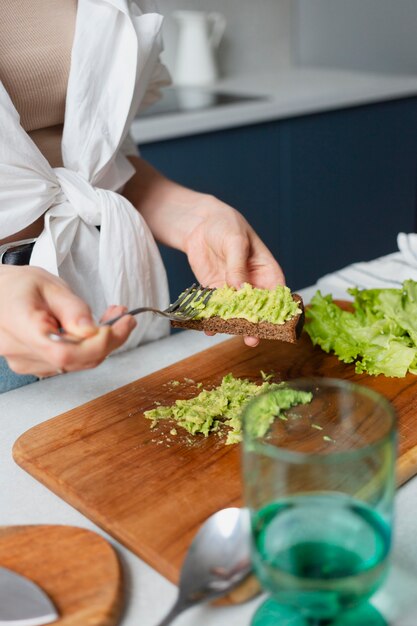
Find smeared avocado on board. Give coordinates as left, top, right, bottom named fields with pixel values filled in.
left=144, top=373, right=312, bottom=444
left=186, top=283, right=301, bottom=324
left=243, top=387, right=313, bottom=440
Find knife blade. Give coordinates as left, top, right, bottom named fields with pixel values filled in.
left=0, top=566, right=58, bottom=626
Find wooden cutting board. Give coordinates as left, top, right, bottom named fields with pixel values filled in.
left=13, top=331, right=417, bottom=585
left=0, top=525, right=123, bottom=626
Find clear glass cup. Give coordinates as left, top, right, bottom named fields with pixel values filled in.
left=242, top=378, right=397, bottom=626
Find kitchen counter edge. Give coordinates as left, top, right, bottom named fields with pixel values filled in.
left=130, top=66, right=417, bottom=144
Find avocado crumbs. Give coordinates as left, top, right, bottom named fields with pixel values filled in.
left=183, top=283, right=301, bottom=325
left=144, top=373, right=313, bottom=445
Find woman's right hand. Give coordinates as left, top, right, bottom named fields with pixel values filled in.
left=0, top=265, right=136, bottom=378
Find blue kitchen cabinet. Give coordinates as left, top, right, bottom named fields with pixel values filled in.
left=278, top=98, right=417, bottom=289
left=140, top=121, right=282, bottom=299
left=140, top=97, right=417, bottom=296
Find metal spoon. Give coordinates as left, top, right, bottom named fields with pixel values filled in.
left=155, top=507, right=252, bottom=626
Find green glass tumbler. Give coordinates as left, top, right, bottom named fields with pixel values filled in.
left=242, top=378, right=397, bottom=626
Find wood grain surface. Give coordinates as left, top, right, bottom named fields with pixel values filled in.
left=13, top=330, right=417, bottom=586
left=0, top=525, right=123, bottom=626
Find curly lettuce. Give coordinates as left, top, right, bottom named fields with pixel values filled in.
left=305, top=280, right=417, bottom=377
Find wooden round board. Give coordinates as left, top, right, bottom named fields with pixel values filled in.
left=0, top=525, right=123, bottom=626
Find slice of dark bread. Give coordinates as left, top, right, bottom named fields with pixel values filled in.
left=171, top=294, right=304, bottom=342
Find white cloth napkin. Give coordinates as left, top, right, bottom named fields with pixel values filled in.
left=314, top=233, right=417, bottom=300
left=0, top=0, right=172, bottom=350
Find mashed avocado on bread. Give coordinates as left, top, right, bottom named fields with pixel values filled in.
left=144, top=373, right=312, bottom=445
left=187, top=283, right=301, bottom=324
left=171, top=283, right=304, bottom=342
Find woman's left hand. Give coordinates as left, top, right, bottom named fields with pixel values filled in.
left=184, top=197, right=284, bottom=289
left=183, top=196, right=285, bottom=347
left=123, top=158, right=285, bottom=347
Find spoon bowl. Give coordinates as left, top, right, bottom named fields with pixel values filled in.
left=155, top=507, right=251, bottom=626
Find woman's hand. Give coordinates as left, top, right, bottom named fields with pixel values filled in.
left=184, top=196, right=284, bottom=290
left=0, top=266, right=136, bottom=378
left=123, top=157, right=285, bottom=347
left=183, top=197, right=285, bottom=347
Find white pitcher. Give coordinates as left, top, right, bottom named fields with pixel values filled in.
left=172, top=10, right=226, bottom=86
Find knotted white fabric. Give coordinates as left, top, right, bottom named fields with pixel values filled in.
left=0, top=0, right=171, bottom=350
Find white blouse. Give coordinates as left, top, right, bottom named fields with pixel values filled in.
left=0, top=0, right=172, bottom=350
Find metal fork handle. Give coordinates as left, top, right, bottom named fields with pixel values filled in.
left=104, top=284, right=213, bottom=324
left=102, top=307, right=173, bottom=326
left=47, top=284, right=214, bottom=344
left=48, top=307, right=176, bottom=344
left=47, top=305, right=200, bottom=344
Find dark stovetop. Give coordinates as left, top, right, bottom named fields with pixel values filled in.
left=138, top=86, right=267, bottom=118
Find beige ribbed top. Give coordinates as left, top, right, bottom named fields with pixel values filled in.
left=0, top=0, right=77, bottom=167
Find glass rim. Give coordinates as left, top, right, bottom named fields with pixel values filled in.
left=241, top=376, right=397, bottom=464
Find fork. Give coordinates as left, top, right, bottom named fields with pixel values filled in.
left=48, top=283, right=215, bottom=344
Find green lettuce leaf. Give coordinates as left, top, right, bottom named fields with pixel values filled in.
left=305, top=281, right=417, bottom=378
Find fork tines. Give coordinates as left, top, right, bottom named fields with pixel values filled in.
left=167, top=283, right=215, bottom=320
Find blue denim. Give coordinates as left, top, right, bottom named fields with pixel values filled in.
left=0, top=356, right=38, bottom=393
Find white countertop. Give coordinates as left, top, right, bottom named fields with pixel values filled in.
left=2, top=282, right=417, bottom=626
left=131, top=66, right=417, bottom=144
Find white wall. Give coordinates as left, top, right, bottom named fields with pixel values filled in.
left=295, top=0, right=417, bottom=75
left=156, top=0, right=293, bottom=79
